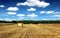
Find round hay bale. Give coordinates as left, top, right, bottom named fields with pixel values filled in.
left=17, top=23, right=23, bottom=27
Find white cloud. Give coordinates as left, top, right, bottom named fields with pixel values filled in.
left=5, top=18, right=16, bottom=21
left=40, top=11, right=46, bottom=14
left=51, top=11, right=60, bottom=15
left=17, top=14, right=25, bottom=17
left=0, top=18, right=16, bottom=21
left=7, top=7, right=18, bottom=11
left=0, top=18, right=4, bottom=20
left=17, top=17, right=25, bottom=20
left=27, top=7, right=36, bottom=11
left=46, top=11, right=54, bottom=14
left=0, top=5, right=5, bottom=8
left=7, top=12, right=16, bottom=15
left=54, top=15, right=60, bottom=17
left=27, top=13, right=38, bottom=18
left=17, top=0, right=50, bottom=8
left=42, top=19, right=47, bottom=20
left=40, top=11, right=54, bottom=14
left=17, top=14, right=25, bottom=20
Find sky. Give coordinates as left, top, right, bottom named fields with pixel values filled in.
left=0, top=0, right=60, bottom=21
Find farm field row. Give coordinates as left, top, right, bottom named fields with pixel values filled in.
left=0, top=23, right=60, bottom=38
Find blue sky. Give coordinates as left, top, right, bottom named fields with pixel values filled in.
left=0, top=0, right=60, bottom=21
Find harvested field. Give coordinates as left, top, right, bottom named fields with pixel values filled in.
left=0, top=23, right=60, bottom=38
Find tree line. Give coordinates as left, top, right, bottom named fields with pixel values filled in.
left=0, top=20, right=60, bottom=24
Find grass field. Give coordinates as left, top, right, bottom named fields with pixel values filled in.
left=0, top=23, right=60, bottom=38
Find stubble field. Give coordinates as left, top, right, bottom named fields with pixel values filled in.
left=0, top=23, right=60, bottom=38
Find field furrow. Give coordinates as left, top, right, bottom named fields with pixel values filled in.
left=0, top=23, right=60, bottom=38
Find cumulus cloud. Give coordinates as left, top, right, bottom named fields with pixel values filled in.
left=54, top=15, right=60, bottom=17
left=17, top=14, right=25, bottom=17
left=0, top=18, right=4, bottom=20
left=40, top=11, right=54, bottom=14
left=42, top=19, right=47, bottom=20
left=40, top=11, right=60, bottom=15
left=46, top=11, right=54, bottom=14
left=17, top=0, right=50, bottom=8
left=7, top=12, right=16, bottom=15
left=7, top=7, right=18, bottom=11
left=27, top=7, right=36, bottom=11
left=27, top=13, right=38, bottom=18
left=0, top=5, right=5, bottom=8
left=40, top=11, right=46, bottom=14
left=17, top=14, right=25, bottom=20
left=4, top=18, right=16, bottom=21
left=17, top=17, right=25, bottom=20
left=0, top=18, right=16, bottom=21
